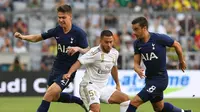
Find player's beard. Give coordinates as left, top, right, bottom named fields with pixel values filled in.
left=102, top=46, right=111, bottom=53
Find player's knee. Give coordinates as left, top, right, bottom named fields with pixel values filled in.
left=153, top=106, right=163, bottom=112
left=90, top=104, right=100, bottom=112
left=130, top=95, right=143, bottom=107
left=52, top=93, right=60, bottom=101
left=43, top=92, right=54, bottom=102
left=44, top=88, right=60, bottom=102
left=123, top=94, right=130, bottom=101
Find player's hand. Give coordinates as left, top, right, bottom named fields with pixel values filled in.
left=67, top=47, right=80, bottom=56
left=179, top=61, right=186, bottom=72
left=63, top=73, right=71, bottom=80
left=14, top=32, right=23, bottom=39
left=137, top=69, right=146, bottom=79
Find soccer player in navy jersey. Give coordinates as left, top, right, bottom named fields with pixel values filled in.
left=14, top=4, right=89, bottom=112
left=126, top=17, right=192, bottom=112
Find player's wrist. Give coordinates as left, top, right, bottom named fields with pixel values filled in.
left=19, top=35, right=24, bottom=40
left=77, top=47, right=81, bottom=52
left=179, top=61, right=185, bottom=64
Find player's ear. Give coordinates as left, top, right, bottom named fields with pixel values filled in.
left=68, top=13, right=72, bottom=19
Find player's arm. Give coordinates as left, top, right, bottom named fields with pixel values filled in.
left=111, top=66, right=121, bottom=91
left=78, top=47, right=90, bottom=54
left=67, top=46, right=90, bottom=56
left=14, top=32, right=43, bottom=42
left=63, top=60, right=82, bottom=80
left=134, top=54, right=146, bottom=79
left=171, top=40, right=186, bottom=72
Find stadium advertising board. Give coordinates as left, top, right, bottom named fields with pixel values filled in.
left=0, top=72, right=74, bottom=96
left=74, top=70, right=200, bottom=98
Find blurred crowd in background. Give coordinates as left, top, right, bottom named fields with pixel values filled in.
left=0, top=0, right=200, bottom=72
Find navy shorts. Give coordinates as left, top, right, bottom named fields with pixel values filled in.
left=138, top=77, right=168, bottom=103
left=47, top=68, right=76, bottom=90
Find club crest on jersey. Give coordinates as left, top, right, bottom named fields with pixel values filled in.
left=55, top=36, right=60, bottom=39
left=141, top=52, right=158, bottom=61
left=70, top=37, right=74, bottom=44
left=152, top=43, right=155, bottom=50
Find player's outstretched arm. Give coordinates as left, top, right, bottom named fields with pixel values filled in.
left=171, top=41, right=186, bottom=72
left=63, top=60, right=82, bottom=80
left=133, top=54, right=146, bottom=79
left=111, top=66, right=121, bottom=91
left=14, top=32, right=43, bottom=42
left=67, top=46, right=90, bottom=56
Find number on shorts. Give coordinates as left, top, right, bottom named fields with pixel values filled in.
left=88, top=90, right=96, bottom=97
left=147, top=85, right=156, bottom=93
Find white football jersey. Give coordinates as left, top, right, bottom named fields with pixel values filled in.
left=78, top=45, right=119, bottom=88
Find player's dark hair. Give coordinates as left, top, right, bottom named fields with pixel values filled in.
left=57, top=4, right=72, bottom=14
left=132, top=17, right=148, bottom=29
left=100, top=30, right=113, bottom=39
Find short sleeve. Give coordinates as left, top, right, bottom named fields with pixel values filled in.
left=157, top=34, right=174, bottom=47
left=41, top=27, right=57, bottom=40
left=78, top=49, right=96, bottom=65
left=78, top=30, right=89, bottom=48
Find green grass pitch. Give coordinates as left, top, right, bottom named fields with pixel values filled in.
left=0, top=97, right=199, bottom=112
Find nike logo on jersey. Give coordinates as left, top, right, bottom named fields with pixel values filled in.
left=138, top=47, right=142, bottom=50
left=55, top=36, right=60, bottom=39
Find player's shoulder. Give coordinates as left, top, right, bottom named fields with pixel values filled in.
left=45, top=25, right=61, bottom=33
left=71, top=24, right=86, bottom=34
left=52, top=25, right=62, bottom=31
left=150, top=32, right=169, bottom=39
left=88, top=46, right=101, bottom=55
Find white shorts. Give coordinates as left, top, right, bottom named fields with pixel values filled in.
left=79, top=82, right=116, bottom=109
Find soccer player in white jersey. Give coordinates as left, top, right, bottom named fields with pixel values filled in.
left=63, top=30, right=130, bottom=112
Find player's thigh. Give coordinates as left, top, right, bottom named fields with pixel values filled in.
left=151, top=99, right=164, bottom=111
left=44, top=82, right=62, bottom=101
left=79, top=82, right=100, bottom=110
left=107, top=90, right=130, bottom=104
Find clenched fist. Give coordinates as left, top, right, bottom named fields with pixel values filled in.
left=14, top=32, right=23, bottom=39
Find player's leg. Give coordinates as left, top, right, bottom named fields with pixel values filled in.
left=37, top=82, right=62, bottom=112
left=126, top=84, right=152, bottom=112
left=79, top=82, right=101, bottom=112
left=54, top=73, right=87, bottom=111
left=37, top=69, right=63, bottom=112
left=151, top=100, right=192, bottom=112
left=100, top=87, right=130, bottom=112
left=126, top=95, right=144, bottom=112
left=149, top=79, right=192, bottom=112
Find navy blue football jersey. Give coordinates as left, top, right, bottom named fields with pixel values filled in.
left=41, top=24, right=88, bottom=72
left=133, top=32, right=174, bottom=77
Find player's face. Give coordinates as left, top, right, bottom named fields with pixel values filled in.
left=57, top=12, right=72, bottom=28
left=132, top=23, right=146, bottom=39
left=100, top=36, right=113, bottom=53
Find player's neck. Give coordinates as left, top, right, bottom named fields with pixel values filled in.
left=63, top=24, right=72, bottom=34
left=142, top=32, right=150, bottom=43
